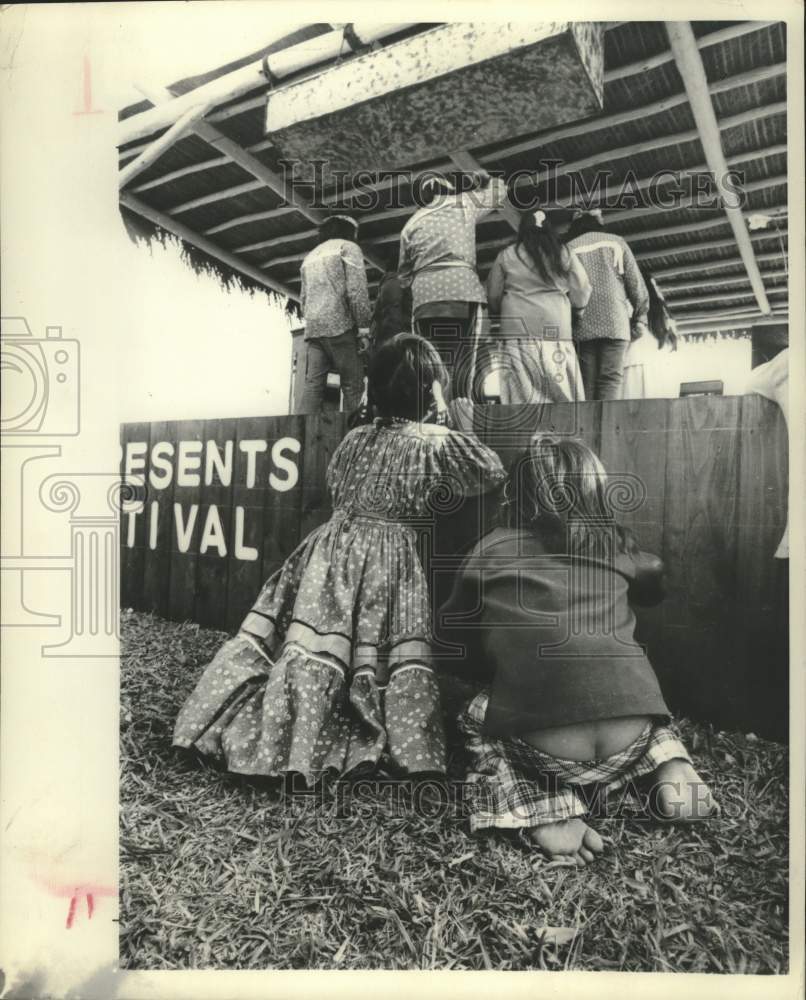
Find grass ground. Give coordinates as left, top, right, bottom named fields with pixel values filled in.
left=120, top=611, right=789, bottom=972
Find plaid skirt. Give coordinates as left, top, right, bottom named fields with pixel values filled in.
left=458, top=692, right=692, bottom=831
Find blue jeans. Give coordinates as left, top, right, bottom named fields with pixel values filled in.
left=300, top=330, right=364, bottom=415
left=576, top=339, right=629, bottom=400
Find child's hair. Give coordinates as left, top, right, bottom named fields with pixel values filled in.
left=508, top=433, right=638, bottom=555
left=366, top=332, right=449, bottom=422
left=318, top=214, right=359, bottom=243
left=514, top=211, right=571, bottom=285
left=640, top=267, right=679, bottom=351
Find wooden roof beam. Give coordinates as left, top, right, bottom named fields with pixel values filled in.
left=665, top=21, right=771, bottom=314
left=204, top=206, right=299, bottom=236
left=135, top=83, right=388, bottom=276
left=123, top=60, right=785, bottom=206
left=119, top=102, right=213, bottom=190
left=624, top=203, right=786, bottom=244
left=676, top=309, right=787, bottom=330
left=118, top=21, right=780, bottom=167
left=670, top=287, right=787, bottom=308
left=593, top=174, right=786, bottom=226
left=651, top=248, right=787, bottom=278
left=514, top=101, right=786, bottom=195
left=241, top=147, right=785, bottom=258
left=118, top=23, right=419, bottom=147
left=147, top=96, right=785, bottom=231
left=661, top=268, right=787, bottom=293
left=120, top=192, right=299, bottom=301
left=605, top=20, right=778, bottom=82
left=494, top=61, right=784, bottom=165
left=635, top=229, right=787, bottom=264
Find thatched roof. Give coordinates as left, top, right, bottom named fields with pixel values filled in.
left=118, top=20, right=788, bottom=337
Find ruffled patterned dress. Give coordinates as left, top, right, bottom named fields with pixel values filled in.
left=173, top=418, right=506, bottom=783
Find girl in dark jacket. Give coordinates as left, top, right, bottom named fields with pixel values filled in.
left=440, top=434, right=716, bottom=863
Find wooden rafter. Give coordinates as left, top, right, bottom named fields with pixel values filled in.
left=671, top=287, right=787, bottom=308
left=128, top=62, right=785, bottom=218
left=665, top=21, right=771, bottom=314
left=605, top=175, right=786, bottom=224
left=205, top=207, right=299, bottom=236
left=605, top=20, right=778, bottom=82
left=651, top=248, right=787, bottom=278
left=621, top=204, right=787, bottom=244
left=635, top=229, right=787, bottom=264
left=118, top=21, right=781, bottom=166
left=661, top=269, right=787, bottom=293
left=117, top=19, right=787, bottom=325
left=119, top=102, right=212, bottom=190
left=676, top=309, right=787, bottom=331
left=228, top=144, right=785, bottom=260
left=493, top=61, right=784, bottom=165
left=163, top=95, right=784, bottom=225
left=137, top=84, right=388, bottom=277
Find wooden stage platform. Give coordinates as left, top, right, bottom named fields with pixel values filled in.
left=121, top=395, right=788, bottom=739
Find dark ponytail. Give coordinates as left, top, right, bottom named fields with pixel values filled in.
left=366, top=333, right=449, bottom=422
left=514, top=211, right=570, bottom=285
left=641, top=268, right=679, bottom=351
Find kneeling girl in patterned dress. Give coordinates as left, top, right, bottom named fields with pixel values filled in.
left=440, top=435, right=717, bottom=863
left=173, top=333, right=506, bottom=784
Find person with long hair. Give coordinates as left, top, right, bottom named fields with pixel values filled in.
left=174, top=334, right=505, bottom=784
left=619, top=267, right=679, bottom=399
left=397, top=171, right=509, bottom=399
left=565, top=209, right=650, bottom=400
left=299, top=214, right=371, bottom=414
left=486, top=209, right=591, bottom=403
left=440, top=434, right=716, bottom=863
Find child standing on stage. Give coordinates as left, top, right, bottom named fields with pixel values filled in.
left=174, top=334, right=506, bottom=784
left=440, top=434, right=716, bottom=864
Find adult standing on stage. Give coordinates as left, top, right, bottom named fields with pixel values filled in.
left=299, top=214, right=371, bottom=414
left=397, top=172, right=508, bottom=398
left=486, top=209, right=591, bottom=404
left=565, top=209, right=649, bottom=400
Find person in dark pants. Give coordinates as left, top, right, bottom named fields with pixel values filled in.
left=565, top=209, right=649, bottom=400
left=398, top=172, right=509, bottom=399
left=299, top=214, right=371, bottom=414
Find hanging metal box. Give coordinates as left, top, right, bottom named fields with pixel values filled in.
left=265, top=21, right=604, bottom=175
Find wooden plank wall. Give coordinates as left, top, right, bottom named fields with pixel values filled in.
left=120, top=396, right=788, bottom=737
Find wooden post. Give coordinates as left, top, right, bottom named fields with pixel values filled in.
left=665, top=21, right=771, bottom=315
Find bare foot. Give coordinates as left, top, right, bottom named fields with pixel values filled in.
left=527, top=818, right=605, bottom=864
left=650, top=759, right=717, bottom=821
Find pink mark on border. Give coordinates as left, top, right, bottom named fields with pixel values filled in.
left=37, top=878, right=116, bottom=930
left=74, top=56, right=104, bottom=116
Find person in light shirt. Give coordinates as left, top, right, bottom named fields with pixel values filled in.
left=299, top=214, right=371, bottom=414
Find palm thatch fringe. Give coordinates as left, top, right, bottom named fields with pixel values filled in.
left=119, top=207, right=302, bottom=321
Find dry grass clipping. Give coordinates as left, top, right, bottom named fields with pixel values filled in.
left=120, top=611, right=788, bottom=972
